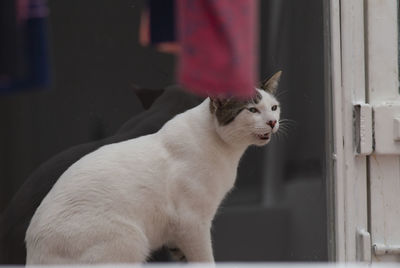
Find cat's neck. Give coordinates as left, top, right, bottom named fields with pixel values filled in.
left=174, top=99, right=249, bottom=162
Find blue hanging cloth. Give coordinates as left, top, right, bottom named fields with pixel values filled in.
left=0, top=0, right=51, bottom=94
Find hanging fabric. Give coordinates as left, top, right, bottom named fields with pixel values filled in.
left=0, top=0, right=51, bottom=94
left=140, top=0, right=258, bottom=98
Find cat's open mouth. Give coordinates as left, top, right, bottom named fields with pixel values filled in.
left=257, top=133, right=270, bottom=140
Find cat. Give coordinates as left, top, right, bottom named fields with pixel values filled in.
left=0, top=86, right=202, bottom=264
left=25, top=71, right=282, bottom=264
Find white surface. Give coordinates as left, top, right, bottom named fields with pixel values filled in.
left=331, top=0, right=369, bottom=262
left=356, top=229, right=371, bottom=262
left=373, top=104, right=400, bottom=155
left=329, top=0, right=345, bottom=261
left=354, top=103, right=373, bottom=155
left=393, top=118, right=400, bottom=141
left=365, top=0, right=400, bottom=263
left=374, top=244, right=400, bottom=256
left=3, top=263, right=400, bottom=268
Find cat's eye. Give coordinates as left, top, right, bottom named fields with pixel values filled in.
left=248, top=107, right=259, bottom=113
left=271, top=105, right=278, bottom=111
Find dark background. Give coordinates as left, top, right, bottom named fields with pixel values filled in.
left=0, top=0, right=327, bottom=262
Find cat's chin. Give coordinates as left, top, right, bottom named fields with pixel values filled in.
left=253, top=133, right=271, bottom=146
left=254, top=140, right=271, bottom=146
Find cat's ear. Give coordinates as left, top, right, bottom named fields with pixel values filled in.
left=261, top=70, right=282, bottom=94
left=209, top=97, right=229, bottom=112
left=132, top=84, right=165, bottom=110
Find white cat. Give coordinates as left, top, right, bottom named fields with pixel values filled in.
left=25, top=71, right=282, bottom=264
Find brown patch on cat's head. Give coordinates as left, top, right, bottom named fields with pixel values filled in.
left=209, top=91, right=262, bottom=126
left=261, top=71, right=282, bottom=94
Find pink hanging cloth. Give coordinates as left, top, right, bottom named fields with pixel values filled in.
left=176, top=0, right=259, bottom=98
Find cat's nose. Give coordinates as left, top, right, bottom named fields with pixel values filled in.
left=267, top=120, right=277, bottom=129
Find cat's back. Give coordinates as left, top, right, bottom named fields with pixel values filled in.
left=26, top=133, right=172, bottom=263
left=58, top=132, right=165, bottom=184
left=27, top=133, right=168, bottom=231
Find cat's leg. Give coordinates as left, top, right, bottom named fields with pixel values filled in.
left=174, top=224, right=214, bottom=263
left=168, top=247, right=187, bottom=262
left=83, top=237, right=150, bottom=264
left=27, top=235, right=151, bottom=265
left=78, top=227, right=150, bottom=264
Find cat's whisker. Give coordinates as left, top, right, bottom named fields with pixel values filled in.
left=278, top=124, right=291, bottom=132
left=275, top=131, right=282, bottom=142
left=280, top=131, right=289, bottom=139
left=275, top=125, right=290, bottom=140
left=279, top=124, right=291, bottom=132
left=273, top=133, right=279, bottom=142
left=277, top=126, right=288, bottom=133
left=279, top=123, right=296, bottom=128
left=279, top=131, right=287, bottom=140
left=275, top=130, right=285, bottom=140
left=279, top=118, right=296, bottom=123
left=275, top=131, right=286, bottom=143
left=278, top=119, right=296, bottom=133
left=279, top=119, right=296, bottom=127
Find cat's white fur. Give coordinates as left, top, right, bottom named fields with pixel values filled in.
left=26, top=83, right=281, bottom=264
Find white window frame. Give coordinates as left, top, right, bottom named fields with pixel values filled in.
left=365, top=0, right=400, bottom=263
left=329, top=0, right=369, bottom=262
left=329, top=0, right=400, bottom=262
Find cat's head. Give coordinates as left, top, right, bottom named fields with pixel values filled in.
left=209, top=71, right=282, bottom=147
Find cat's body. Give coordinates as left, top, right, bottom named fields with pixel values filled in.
left=0, top=86, right=201, bottom=264
left=25, top=72, right=282, bottom=264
